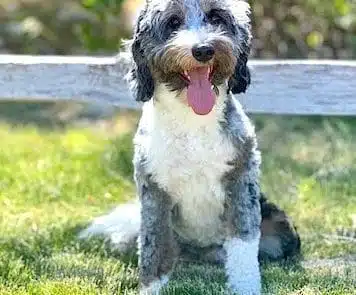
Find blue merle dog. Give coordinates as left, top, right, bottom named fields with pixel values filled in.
left=81, top=0, right=301, bottom=294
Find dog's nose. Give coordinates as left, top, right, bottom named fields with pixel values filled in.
left=192, top=45, right=215, bottom=62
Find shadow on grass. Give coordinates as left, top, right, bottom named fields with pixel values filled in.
left=0, top=222, right=139, bottom=260
left=0, top=223, right=138, bottom=289
left=0, top=101, right=117, bottom=129
left=252, top=114, right=356, bottom=136
left=2, top=101, right=356, bottom=134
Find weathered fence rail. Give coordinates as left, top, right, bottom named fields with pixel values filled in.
left=1, top=54, right=356, bottom=115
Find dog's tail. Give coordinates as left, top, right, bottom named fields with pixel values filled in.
left=79, top=195, right=300, bottom=262
left=79, top=202, right=140, bottom=255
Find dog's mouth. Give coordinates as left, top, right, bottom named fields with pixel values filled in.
left=179, top=66, right=216, bottom=116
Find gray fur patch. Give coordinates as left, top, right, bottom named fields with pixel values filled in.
left=135, top=164, right=178, bottom=286
left=220, top=98, right=262, bottom=240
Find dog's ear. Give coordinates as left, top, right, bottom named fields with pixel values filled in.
left=228, top=13, right=252, bottom=95
left=228, top=54, right=250, bottom=94
left=129, top=9, right=154, bottom=102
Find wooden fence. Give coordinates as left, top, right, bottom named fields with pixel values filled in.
left=1, top=54, right=356, bottom=115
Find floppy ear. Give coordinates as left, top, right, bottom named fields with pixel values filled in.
left=129, top=10, right=155, bottom=102
left=228, top=14, right=252, bottom=95
left=228, top=54, right=251, bottom=94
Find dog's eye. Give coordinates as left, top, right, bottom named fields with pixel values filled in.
left=208, top=10, right=225, bottom=26
left=161, top=16, right=182, bottom=40
left=167, top=16, right=182, bottom=32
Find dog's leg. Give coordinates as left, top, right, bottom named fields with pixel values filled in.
left=223, top=163, right=262, bottom=295
left=137, top=177, right=177, bottom=295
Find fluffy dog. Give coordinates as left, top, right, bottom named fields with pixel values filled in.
left=81, top=0, right=301, bottom=294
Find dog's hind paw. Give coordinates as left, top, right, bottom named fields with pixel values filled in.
left=140, top=275, right=169, bottom=295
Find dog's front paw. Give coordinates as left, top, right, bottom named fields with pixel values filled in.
left=140, top=275, right=169, bottom=295
left=227, top=267, right=261, bottom=295
left=227, top=280, right=261, bottom=295
left=224, top=237, right=261, bottom=295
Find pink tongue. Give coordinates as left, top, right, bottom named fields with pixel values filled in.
left=187, top=67, right=215, bottom=115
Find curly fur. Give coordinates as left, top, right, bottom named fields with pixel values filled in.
left=81, top=1, right=301, bottom=294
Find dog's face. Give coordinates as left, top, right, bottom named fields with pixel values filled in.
left=129, top=0, right=251, bottom=115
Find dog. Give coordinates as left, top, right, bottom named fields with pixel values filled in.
left=80, top=0, right=301, bottom=294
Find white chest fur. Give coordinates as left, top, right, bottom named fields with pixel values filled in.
left=135, top=86, right=236, bottom=246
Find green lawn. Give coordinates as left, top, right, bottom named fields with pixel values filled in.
left=0, top=107, right=355, bottom=294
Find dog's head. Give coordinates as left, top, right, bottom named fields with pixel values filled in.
left=129, top=0, right=251, bottom=115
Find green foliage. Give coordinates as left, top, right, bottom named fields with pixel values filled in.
left=0, top=0, right=130, bottom=55
left=0, top=0, right=355, bottom=57
left=250, top=0, right=356, bottom=58
left=79, top=0, right=126, bottom=52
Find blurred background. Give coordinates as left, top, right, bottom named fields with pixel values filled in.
left=0, top=1, right=356, bottom=294
left=0, top=0, right=355, bottom=58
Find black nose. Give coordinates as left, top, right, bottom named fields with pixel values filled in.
left=192, top=45, right=215, bottom=62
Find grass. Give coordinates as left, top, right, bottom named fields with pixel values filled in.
left=0, top=105, right=355, bottom=294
